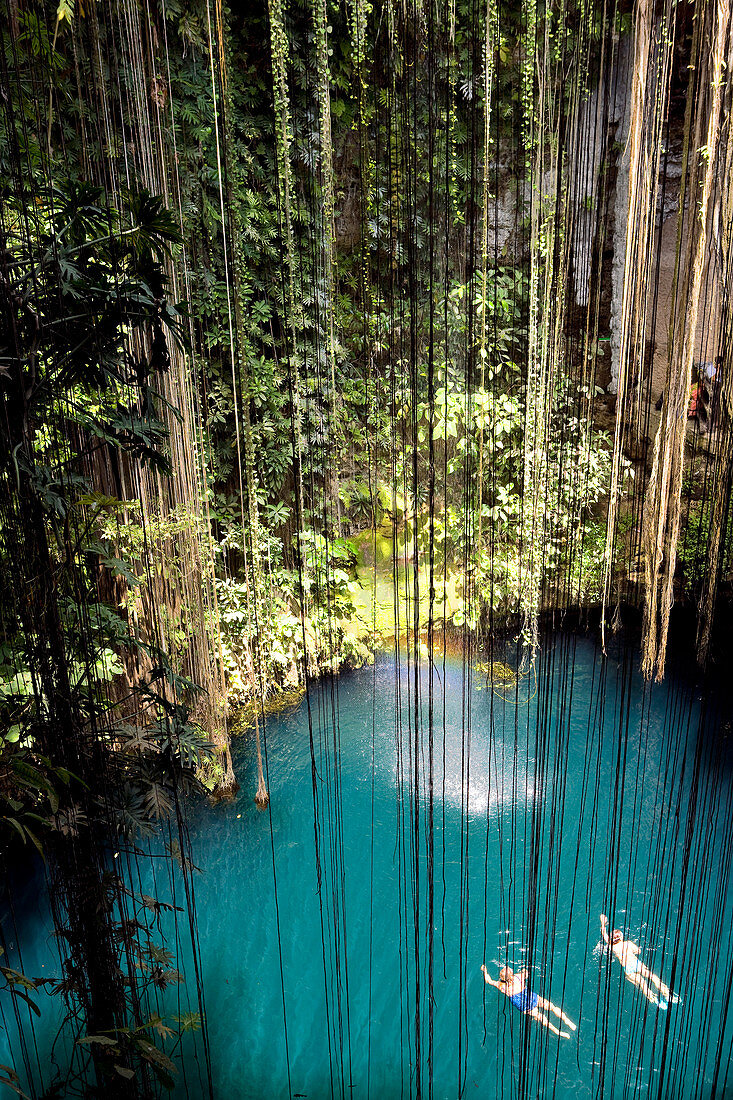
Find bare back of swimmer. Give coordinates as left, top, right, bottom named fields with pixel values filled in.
left=600, top=914, right=678, bottom=1008
left=481, top=964, right=576, bottom=1038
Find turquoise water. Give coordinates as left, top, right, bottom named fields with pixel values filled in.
left=4, top=634, right=733, bottom=1098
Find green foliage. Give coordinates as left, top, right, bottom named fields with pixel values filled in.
left=0, top=944, right=49, bottom=1026
left=1, top=180, right=179, bottom=474
left=0, top=160, right=216, bottom=1097
left=109, top=708, right=213, bottom=838
left=0, top=0, right=647, bottom=1091
left=215, top=518, right=367, bottom=700
left=73, top=998, right=203, bottom=1089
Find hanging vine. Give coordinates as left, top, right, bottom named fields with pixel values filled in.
left=314, top=0, right=338, bottom=413
left=642, top=0, right=731, bottom=679
left=475, top=0, right=498, bottom=589
left=601, top=0, right=675, bottom=657
left=268, top=0, right=306, bottom=553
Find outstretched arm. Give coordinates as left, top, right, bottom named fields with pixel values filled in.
left=481, top=964, right=500, bottom=988
left=600, top=914, right=611, bottom=946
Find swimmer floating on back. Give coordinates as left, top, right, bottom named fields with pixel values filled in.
left=481, top=964, right=576, bottom=1038
left=600, top=914, right=680, bottom=1009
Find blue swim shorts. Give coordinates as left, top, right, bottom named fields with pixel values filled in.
left=510, top=989, right=539, bottom=1013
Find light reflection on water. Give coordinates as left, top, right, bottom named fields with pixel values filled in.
left=2, top=636, right=732, bottom=1099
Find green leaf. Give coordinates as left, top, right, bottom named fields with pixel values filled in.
left=5, top=819, right=26, bottom=844
left=12, top=759, right=52, bottom=795
left=0, top=1063, right=29, bottom=1098
left=146, top=1013, right=175, bottom=1039
left=151, top=1065, right=176, bottom=1091
left=134, top=1038, right=177, bottom=1074
left=23, top=827, right=46, bottom=862
left=143, top=782, right=173, bottom=820
left=56, top=0, right=74, bottom=25
left=1, top=967, right=38, bottom=992
left=77, top=1035, right=119, bottom=1048
left=0, top=670, right=34, bottom=700
left=175, top=1011, right=201, bottom=1034
left=4, top=987, right=40, bottom=1017
left=100, top=556, right=140, bottom=588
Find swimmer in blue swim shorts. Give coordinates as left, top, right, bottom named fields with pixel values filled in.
left=600, top=913, right=679, bottom=1008
left=481, top=964, right=576, bottom=1038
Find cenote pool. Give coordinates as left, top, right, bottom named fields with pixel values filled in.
left=4, top=634, right=733, bottom=1098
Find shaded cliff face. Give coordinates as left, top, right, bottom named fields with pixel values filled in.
left=598, top=13, right=723, bottom=444
left=608, top=32, right=633, bottom=397
left=597, top=14, right=718, bottom=409
left=396, top=25, right=699, bottom=403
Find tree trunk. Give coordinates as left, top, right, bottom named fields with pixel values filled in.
left=8, top=445, right=141, bottom=1096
